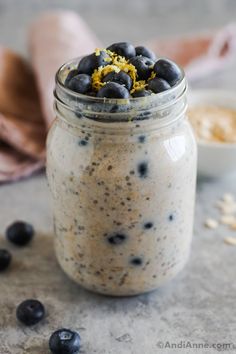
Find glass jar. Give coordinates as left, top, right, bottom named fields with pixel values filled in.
left=47, top=58, right=197, bottom=296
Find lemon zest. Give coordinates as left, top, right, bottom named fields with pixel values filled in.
left=130, top=80, right=147, bottom=94
left=92, top=65, right=121, bottom=91
left=91, top=48, right=151, bottom=93
left=148, top=71, right=156, bottom=80
left=95, top=48, right=101, bottom=56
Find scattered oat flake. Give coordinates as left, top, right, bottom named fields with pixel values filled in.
left=220, top=215, right=236, bottom=226
left=224, top=237, right=236, bottom=246
left=204, top=218, right=219, bottom=229
left=217, top=203, right=236, bottom=215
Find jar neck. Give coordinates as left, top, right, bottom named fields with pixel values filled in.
left=54, top=57, right=187, bottom=131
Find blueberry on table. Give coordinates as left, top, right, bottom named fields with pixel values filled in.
left=129, top=56, right=154, bottom=80
left=135, top=46, right=156, bottom=61
left=97, top=82, right=130, bottom=99
left=132, top=89, right=152, bottom=98
left=103, top=70, right=133, bottom=90
left=0, top=249, right=11, bottom=271
left=16, top=299, right=45, bottom=326
left=78, top=50, right=110, bottom=75
left=6, top=221, right=34, bottom=246
left=49, top=328, right=81, bottom=354
left=148, top=77, right=171, bottom=93
left=67, top=74, right=92, bottom=94
left=107, top=42, right=135, bottom=59
left=154, top=59, right=182, bottom=86
left=64, top=69, right=79, bottom=87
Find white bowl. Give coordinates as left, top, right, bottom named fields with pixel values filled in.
left=188, top=89, right=236, bottom=178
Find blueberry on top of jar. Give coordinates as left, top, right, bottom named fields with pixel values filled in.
left=64, top=69, right=79, bottom=87
left=107, top=42, right=136, bottom=59
left=66, top=74, right=92, bottom=94
left=129, top=56, right=154, bottom=80
left=154, top=59, right=182, bottom=86
left=148, top=77, right=171, bottom=93
left=97, top=82, right=130, bottom=99
left=135, top=46, right=156, bottom=61
left=78, top=50, right=111, bottom=75
left=103, top=71, right=133, bottom=91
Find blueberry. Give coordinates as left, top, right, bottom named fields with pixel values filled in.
left=0, top=249, right=11, bottom=271
left=64, top=69, right=79, bottom=87
left=78, top=51, right=110, bottom=75
left=107, top=42, right=135, bottom=59
left=6, top=221, right=34, bottom=246
left=130, top=257, right=143, bottom=266
left=78, top=139, right=88, bottom=146
left=103, top=71, right=132, bottom=90
left=135, top=46, right=156, bottom=61
left=97, top=82, right=130, bottom=99
left=169, top=214, right=174, bottom=221
left=107, top=233, right=127, bottom=245
left=132, top=89, right=152, bottom=98
left=129, top=56, right=154, bottom=80
left=137, top=162, right=148, bottom=178
left=49, top=328, right=81, bottom=354
left=154, top=59, right=182, bottom=86
left=110, top=104, right=119, bottom=113
left=148, top=77, right=171, bottom=93
left=144, top=222, right=153, bottom=229
left=16, top=299, right=45, bottom=326
left=138, top=135, right=146, bottom=143
left=67, top=74, right=92, bottom=94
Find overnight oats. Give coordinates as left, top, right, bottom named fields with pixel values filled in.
left=47, top=42, right=197, bottom=296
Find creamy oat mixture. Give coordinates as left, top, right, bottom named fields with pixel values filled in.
left=47, top=115, right=197, bottom=295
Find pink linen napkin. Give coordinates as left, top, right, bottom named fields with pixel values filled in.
left=29, top=11, right=100, bottom=127
left=147, top=23, right=236, bottom=82
left=0, top=47, right=46, bottom=182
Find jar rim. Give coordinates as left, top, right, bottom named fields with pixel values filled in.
left=56, top=56, right=186, bottom=102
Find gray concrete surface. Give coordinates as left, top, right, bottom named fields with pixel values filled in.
left=0, top=0, right=236, bottom=353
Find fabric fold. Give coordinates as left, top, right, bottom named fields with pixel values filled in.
left=0, top=11, right=101, bottom=182
left=147, top=23, right=236, bottom=82
left=0, top=46, right=46, bottom=182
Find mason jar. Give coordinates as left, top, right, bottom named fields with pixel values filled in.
left=47, top=58, right=197, bottom=296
